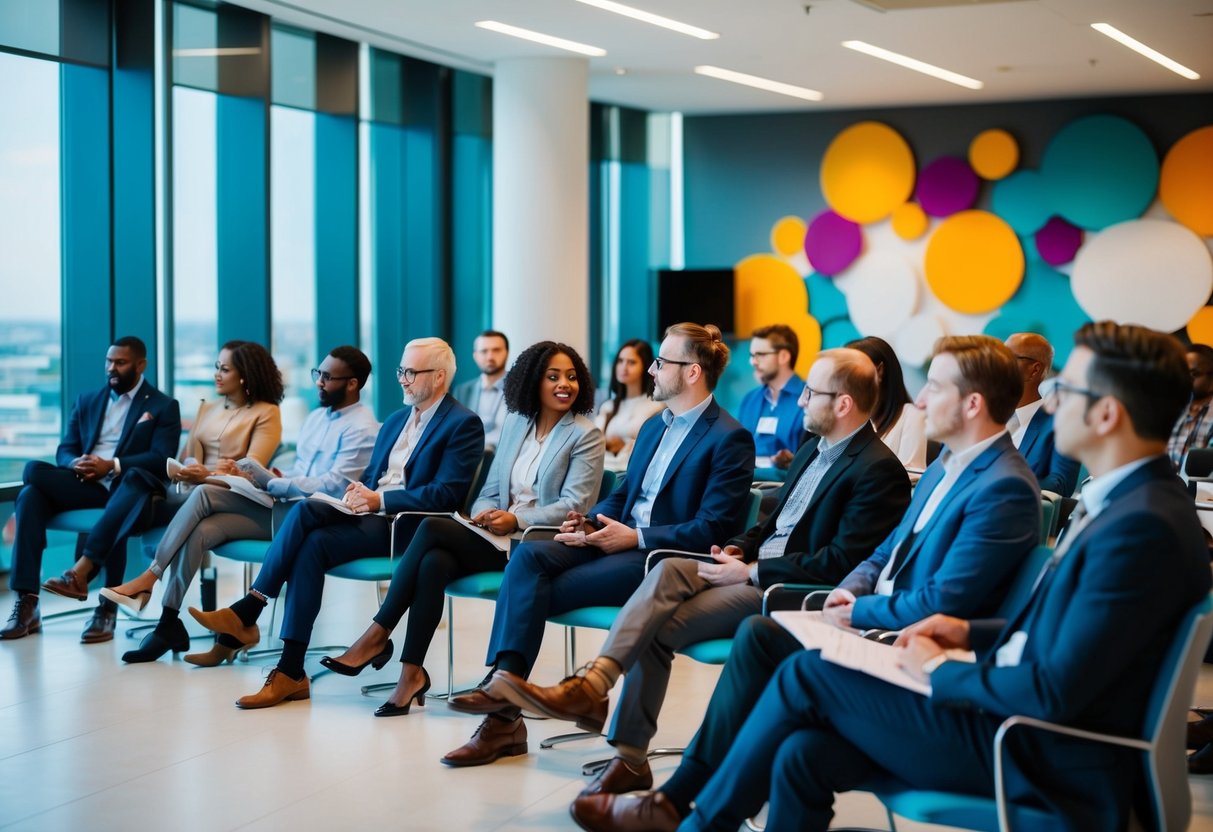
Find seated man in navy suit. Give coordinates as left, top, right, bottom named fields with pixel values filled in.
left=1, top=336, right=181, bottom=644
left=1005, top=332, right=1080, bottom=495
left=675, top=322, right=1210, bottom=832
left=443, top=322, right=755, bottom=767
left=572, top=333, right=1042, bottom=832
left=191, top=337, right=484, bottom=709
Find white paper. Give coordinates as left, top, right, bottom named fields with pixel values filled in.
left=307, top=491, right=359, bottom=515
left=452, top=512, right=514, bottom=553
left=203, top=474, right=274, bottom=508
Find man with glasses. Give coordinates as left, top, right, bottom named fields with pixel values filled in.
left=191, top=338, right=483, bottom=709
left=738, top=324, right=806, bottom=472
left=442, top=322, right=755, bottom=768
left=1166, top=343, right=1213, bottom=471
left=491, top=348, right=911, bottom=798
left=1004, top=332, right=1080, bottom=496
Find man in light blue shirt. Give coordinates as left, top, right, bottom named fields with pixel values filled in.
left=453, top=330, right=509, bottom=450
left=737, top=324, right=807, bottom=475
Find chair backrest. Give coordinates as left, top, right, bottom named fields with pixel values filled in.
left=464, top=447, right=495, bottom=514
left=1140, top=592, right=1213, bottom=831
left=598, top=469, right=617, bottom=504
left=745, top=487, right=762, bottom=529
left=994, top=544, right=1053, bottom=620
left=1038, top=494, right=1059, bottom=544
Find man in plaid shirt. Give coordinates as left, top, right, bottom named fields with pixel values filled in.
left=1167, top=343, right=1213, bottom=471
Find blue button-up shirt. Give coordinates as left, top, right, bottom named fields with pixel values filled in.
left=738, top=375, right=806, bottom=460
left=630, top=394, right=714, bottom=547
left=266, top=401, right=380, bottom=499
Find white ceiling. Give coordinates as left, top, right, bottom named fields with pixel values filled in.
left=234, top=0, right=1213, bottom=113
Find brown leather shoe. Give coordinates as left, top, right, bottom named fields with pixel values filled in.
left=235, top=669, right=310, bottom=709
left=490, top=667, right=608, bottom=733
left=440, top=715, right=528, bottom=767
left=188, top=606, right=260, bottom=646
left=184, top=641, right=240, bottom=667
left=42, top=569, right=90, bottom=601
left=80, top=606, right=117, bottom=643
left=570, top=790, right=682, bottom=832
left=580, top=757, right=654, bottom=798
left=447, top=684, right=513, bottom=715
left=0, top=595, right=41, bottom=639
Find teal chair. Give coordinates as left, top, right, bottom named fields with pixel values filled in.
left=43, top=509, right=152, bottom=627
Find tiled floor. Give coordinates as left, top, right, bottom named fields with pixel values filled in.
left=2, top=564, right=1213, bottom=831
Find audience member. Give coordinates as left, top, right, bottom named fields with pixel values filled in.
left=1005, top=332, right=1081, bottom=495
left=596, top=339, right=664, bottom=473
left=847, top=336, right=927, bottom=470
left=1168, top=343, right=1213, bottom=471
left=454, top=330, right=510, bottom=450
left=738, top=324, right=806, bottom=471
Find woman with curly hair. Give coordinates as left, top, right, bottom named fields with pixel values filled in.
left=596, top=339, right=665, bottom=473
left=93, top=340, right=284, bottom=661
left=320, top=341, right=605, bottom=716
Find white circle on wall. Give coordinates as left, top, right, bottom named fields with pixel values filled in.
left=895, top=314, right=947, bottom=367
left=1070, top=219, right=1213, bottom=332
left=834, top=250, right=920, bottom=339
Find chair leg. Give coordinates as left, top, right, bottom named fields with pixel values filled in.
left=540, top=730, right=603, bottom=750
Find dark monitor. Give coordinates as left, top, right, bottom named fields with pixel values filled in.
left=656, top=268, right=735, bottom=339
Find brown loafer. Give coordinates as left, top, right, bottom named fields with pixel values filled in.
left=42, top=570, right=90, bottom=601
left=447, top=684, right=513, bottom=715
left=188, top=606, right=260, bottom=646
left=490, top=667, right=608, bottom=733
left=570, top=790, right=682, bottom=832
left=0, top=595, right=41, bottom=639
left=184, top=641, right=240, bottom=667
left=235, top=669, right=310, bottom=709
left=580, top=757, right=653, bottom=798
left=440, top=714, right=528, bottom=767
left=80, top=606, right=117, bottom=643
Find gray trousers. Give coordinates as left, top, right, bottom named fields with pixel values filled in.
left=145, top=484, right=272, bottom=610
left=601, top=557, right=763, bottom=750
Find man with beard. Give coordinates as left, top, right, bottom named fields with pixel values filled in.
left=738, top=325, right=806, bottom=472
left=190, top=338, right=483, bottom=708
left=1, top=336, right=181, bottom=643
left=454, top=330, right=510, bottom=450
left=491, top=348, right=911, bottom=796
left=442, top=323, right=755, bottom=768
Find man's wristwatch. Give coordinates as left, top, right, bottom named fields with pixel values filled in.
left=921, top=653, right=948, bottom=676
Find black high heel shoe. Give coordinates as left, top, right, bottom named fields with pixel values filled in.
left=121, top=618, right=191, bottom=663
left=374, top=667, right=432, bottom=717
left=319, top=639, right=394, bottom=677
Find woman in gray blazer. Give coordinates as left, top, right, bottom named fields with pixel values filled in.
left=320, top=341, right=605, bottom=715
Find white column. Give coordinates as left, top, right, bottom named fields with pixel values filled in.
left=492, top=57, right=589, bottom=358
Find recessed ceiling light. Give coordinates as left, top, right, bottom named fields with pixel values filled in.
left=1091, top=23, right=1200, bottom=80
left=474, top=20, right=607, bottom=57
left=572, top=0, right=719, bottom=40
left=841, top=40, right=983, bottom=90
left=694, top=66, right=823, bottom=102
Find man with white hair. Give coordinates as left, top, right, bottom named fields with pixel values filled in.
left=192, top=338, right=484, bottom=709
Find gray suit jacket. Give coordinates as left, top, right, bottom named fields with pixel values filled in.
left=454, top=376, right=506, bottom=448
left=469, top=410, right=605, bottom=528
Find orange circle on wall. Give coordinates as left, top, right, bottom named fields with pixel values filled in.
left=771, top=216, right=808, bottom=257
left=892, top=202, right=929, bottom=240
left=1160, top=125, right=1213, bottom=237
left=969, top=128, right=1019, bottom=180
left=820, top=122, right=916, bottom=224
left=1188, top=306, right=1213, bottom=347
left=924, top=210, right=1025, bottom=314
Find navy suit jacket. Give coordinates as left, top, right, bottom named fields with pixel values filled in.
left=1018, top=406, right=1081, bottom=496
left=591, top=397, right=754, bottom=551
left=730, top=423, right=912, bottom=587
left=56, top=381, right=181, bottom=481
left=932, top=455, right=1211, bottom=828
left=361, top=395, right=485, bottom=515
left=842, top=433, right=1040, bottom=630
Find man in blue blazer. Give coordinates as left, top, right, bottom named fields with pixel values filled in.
left=571, top=334, right=1041, bottom=832
left=191, top=338, right=484, bottom=709
left=443, top=323, right=755, bottom=767
left=675, top=322, right=1210, bottom=832
left=1005, top=332, right=1081, bottom=495
left=2, top=336, right=181, bottom=643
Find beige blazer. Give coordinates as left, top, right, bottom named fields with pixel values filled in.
left=185, top=399, right=282, bottom=466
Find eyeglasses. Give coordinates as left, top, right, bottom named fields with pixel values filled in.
left=803, top=386, right=840, bottom=400
left=1040, top=376, right=1103, bottom=406
left=749, top=350, right=777, bottom=360
left=311, top=369, right=355, bottom=384
left=652, top=356, right=696, bottom=371
left=395, top=367, right=437, bottom=383
left=1014, top=355, right=1042, bottom=365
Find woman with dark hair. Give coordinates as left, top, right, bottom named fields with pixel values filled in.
left=846, top=335, right=927, bottom=470
left=596, top=339, right=665, bottom=473
left=92, top=341, right=284, bottom=661
left=320, top=341, right=605, bottom=716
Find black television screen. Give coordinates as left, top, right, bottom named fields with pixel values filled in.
left=656, top=268, right=735, bottom=339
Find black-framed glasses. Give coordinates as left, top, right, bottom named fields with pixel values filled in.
left=652, top=356, right=695, bottom=371
left=803, top=386, right=840, bottom=400
left=311, top=369, right=355, bottom=384
left=395, top=367, right=437, bottom=383
left=749, top=350, right=777, bottom=359
left=1040, top=376, right=1103, bottom=405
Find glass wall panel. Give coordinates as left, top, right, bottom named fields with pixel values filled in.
left=271, top=26, right=315, bottom=110
left=0, top=0, right=59, bottom=56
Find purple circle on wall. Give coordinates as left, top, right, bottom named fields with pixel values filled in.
left=916, top=156, right=980, bottom=218
left=804, top=210, right=863, bottom=276
left=1034, top=216, right=1083, bottom=266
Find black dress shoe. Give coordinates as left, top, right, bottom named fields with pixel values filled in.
left=81, top=606, right=117, bottom=643
left=122, top=619, right=191, bottom=663
left=0, top=594, right=41, bottom=640
left=319, top=639, right=394, bottom=677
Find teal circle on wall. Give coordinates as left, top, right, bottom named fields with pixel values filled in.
left=991, top=169, right=1052, bottom=235
left=822, top=318, right=864, bottom=350
left=806, top=272, right=850, bottom=323
left=983, top=254, right=1090, bottom=366
left=1040, top=114, right=1158, bottom=231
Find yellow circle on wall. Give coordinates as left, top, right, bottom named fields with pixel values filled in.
left=892, top=202, right=929, bottom=240
left=1160, top=125, right=1213, bottom=237
left=969, top=128, right=1019, bottom=180
left=924, top=210, right=1024, bottom=314
left=770, top=216, right=808, bottom=257
left=734, top=253, right=822, bottom=373
left=820, top=122, right=916, bottom=224
left=1188, top=306, right=1213, bottom=347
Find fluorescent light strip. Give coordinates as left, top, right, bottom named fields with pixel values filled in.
left=475, top=20, right=606, bottom=57
left=841, top=40, right=983, bottom=90
left=172, top=47, right=262, bottom=57
left=1091, top=23, right=1200, bottom=80
left=694, top=65, right=823, bottom=102
left=573, top=0, right=718, bottom=40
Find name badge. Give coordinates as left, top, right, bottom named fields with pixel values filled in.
left=755, top=455, right=773, bottom=468
left=756, top=416, right=779, bottom=435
